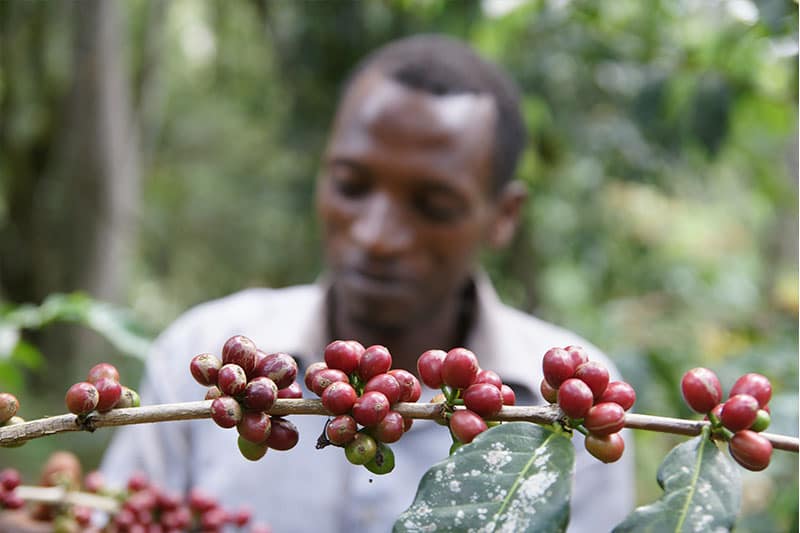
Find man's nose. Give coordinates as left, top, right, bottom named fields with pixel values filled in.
left=350, top=193, right=413, bottom=256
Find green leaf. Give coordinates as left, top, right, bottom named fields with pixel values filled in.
left=394, top=422, right=574, bottom=533
left=10, top=340, right=44, bottom=370
left=613, top=429, right=741, bottom=533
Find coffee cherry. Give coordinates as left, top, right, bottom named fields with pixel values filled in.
left=542, top=347, right=577, bottom=388
left=188, top=488, right=217, bottom=512
left=311, top=368, right=349, bottom=397
left=324, top=340, right=363, bottom=374
left=584, top=402, right=625, bottom=436
left=210, top=396, right=242, bottom=428
left=729, top=373, right=772, bottom=408
left=231, top=506, right=253, bottom=528
left=345, top=432, right=377, bottom=465
left=326, top=414, right=357, bottom=445
left=73, top=506, right=92, bottom=527
left=217, top=364, right=248, bottom=397
left=321, top=381, right=358, bottom=415
left=304, top=361, right=328, bottom=391
left=222, top=335, right=259, bottom=377
left=277, top=381, right=303, bottom=399
left=539, top=379, right=558, bottom=404
left=441, top=348, right=479, bottom=390
left=352, top=391, right=390, bottom=427
left=564, top=345, right=589, bottom=368
left=201, top=507, right=229, bottom=529
left=388, top=369, right=422, bottom=402
left=720, top=394, right=760, bottom=432
left=254, top=352, right=298, bottom=390
left=2, top=491, right=24, bottom=510
left=242, top=376, right=278, bottom=412
left=417, top=349, right=447, bottom=389
left=189, top=354, right=222, bottom=387
left=65, top=382, right=99, bottom=415
left=365, top=442, right=395, bottom=475
left=364, top=373, right=402, bottom=405
left=729, top=429, right=772, bottom=471
left=0, top=392, right=19, bottom=423
left=116, top=386, right=141, bottom=408
left=94, top=377, right=122, bottom=412
left=450, top=409, right=488, bottom=444
left=126, top=471, right=149, bottom=492
left=557, top=378, right=594, bottom=419
left=500, top=384, right=516, bottom=406
left=237, top=411, right=272, bottom=443
left=372, top=410, right=405, bottom=444
left=585, top=432, right=625, bottom=463
left=87, top=362, right=120, bottom=384
left=205, top=386, right=223, bottom=401
left=750, top=409, right=771, bottom=432
left=265, top=417, right=299, bottom=450
left=681, top=367, right=722, bottom=414
left=0, top=468, right=21, bottom=491
left=574, top=361, right=609, bottom=400
left=474, top=369, right=503, bottom=390
left=463, top=383, right=503, bottom=418
left=598, top=381, right=636, bottom=411
left=358, top=345, right=392, bottom=381
left=83, top=470, right=104, bottom=493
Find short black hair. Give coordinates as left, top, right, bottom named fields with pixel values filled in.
left=342, top=34, right=527, bottom=193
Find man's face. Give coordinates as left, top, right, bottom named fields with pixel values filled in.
left=316, top=71, right=505, bottom=332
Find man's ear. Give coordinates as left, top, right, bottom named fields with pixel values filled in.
left=488, top=180, right=528, bottom=249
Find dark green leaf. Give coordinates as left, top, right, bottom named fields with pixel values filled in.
left=10, top=340, right=44, bottom=370
left=613, top=429, right=741, bottom=533
left=394, top=422, right=574, bottom=533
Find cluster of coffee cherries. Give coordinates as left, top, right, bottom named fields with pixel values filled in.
left=190, top=335, right=302, bottom=461
left=681, top=368, right=774, bottom=471
left=539, top=346, right=636, bottom=464
left=0, top=391, right=24, bottom=447
left=417, top=347, right=516, bottom=450
left=308, top=341, right=422, bottom=474
left=65, top=363, right=140, bottom=416
left=0, top=468, right=23, bottom=510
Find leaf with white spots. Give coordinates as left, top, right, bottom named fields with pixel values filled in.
left=613, top=429, right=741, bottom=533
left=394, top=422, right=574, bottom=533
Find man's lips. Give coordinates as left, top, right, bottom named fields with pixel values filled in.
left=338, top=268, right=415, bottom=298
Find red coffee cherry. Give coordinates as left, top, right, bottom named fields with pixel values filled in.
left=729, top=429, right=772, bottom=471
left=463, top=383, right=503, bottom=418
left=345, top=432, right=378, bottom=465
left=358, top=345, right=393, bottom=382
left=729, top=373, right=772, bottom=408
left=238, top=436, right=269, bottom=461
left=564, top=345, right=589, bottom=368
left=87, top=362, right=120, bottom=384
left=210, top=396, right=243, bottom=428
left=218, top=364, right=248, bottom=397
left=557, top=378, right=594, bottom=419
left=311, top=368, right=349, bottom=397
left=720, top=394, right=760, bottom=432
left=326, top=414, right=357, bottom=445
left=232, top=506, right=253, bottom=528
left=749, top=409, right=771, bottom=432
left=474, top=369, right=503, bottom=390
left=0, top=392, right=20, bottom=423
left=0, top=468, right=21, bottom=491
left=65, top=382, right=99, bottom=415
left=680, top=367, right=722, bottom=414
left=94, top=377, right=122, bottom=413
left=190, top=354, right=222, bottom=387
left=277, top=381, right=303, bottom=399
left=242, top=377, right=278, bottom=412
left=574, top=361, right=610, bottom=400
left=2, top=491, right=24, bottom=510
left=352, top=391, right=390, bottom=427
left=237, top=411, right=272, bottom=443
left=372, top=410, right=405, bottom=444
left=585, top=432, right=625, bottom=463
left=539, top=378, right=558, bottom=404
left=205, top=386, right=222, bottom=400
left=222, top=335, right=259, bottom=377
left=417, top=349, right=447, bottom=389
left=304, top=362, right=328, bottom=391
left=324, top=340, right=363, bottom=375
left=364, top=373, right=402, bottom=405
left=500, top=384, right=516, bottom=406
left=584, top=402, right=625, bottom=436
left=441, top=348, right=479, bottom=390
left=321, top=381, right=358, bottom=415
left=388, top=369, right=422, bottom=402
left=598, top=381, right=636, bottom=411
left=265, top=417, right=299, bottom=451
left=254, top=352, right=298, bottom=390
left=449, top=409, right=488, bottom=444
left=83, top=470, right=105, bottom=493
left=542, top=347, right=577, bottom=388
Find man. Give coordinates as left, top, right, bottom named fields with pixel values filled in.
left=101, top=34, right=634, bottom=532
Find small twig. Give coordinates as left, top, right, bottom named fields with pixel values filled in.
left=15, top=485, right=120, bottom=513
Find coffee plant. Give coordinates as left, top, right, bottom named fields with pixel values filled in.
left=0, top=335, right=796, bottom=532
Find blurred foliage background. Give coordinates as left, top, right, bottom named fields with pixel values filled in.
left=0, top=0, right=797, bottom=530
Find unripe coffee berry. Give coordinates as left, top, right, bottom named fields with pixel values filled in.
left=115, top=386, right=140, bottom=408
left=254, top=352, right=298, bottom=390
left=463, top=383, right=503, bottom=418
left=321, top=381, right=358, bottom=415
left=450, top=409, right=488, bottom=444
left=242, top=376, right=278, bottom=412
left=365, top=442, right=395, bottom=475
left=585, top=432, right=625, bottom=463
left=729, top=373, right=772, bottom=408
left=222, top=335, right=259, bottom=377
left=326, top=415, right=357, bottom=445
left=352, top=391, right=390, bottom=427
left=441, top=348, right=479, bottom=390
left=210, top=396, right=242, bottom=428
left=311, top=368, right=349, bottom=397
left=0, top=393, right=19, bottom=423
left=729, top=429, right=772, bottom=471
left=584, top=402, right=625, bottom=436
left=680, top=367, right=722, bottom=414
left=87, top=363, right=120, bottom=384
left=65, top=382, right=99, bottom=415
left=557, top=378, right=594, bottom=419
left=749, top=409, right=771, bottom=432
left=358, top=345, right=392, bottom=382
left=417, top=349, right=447, bottom=389
left=542, top=347, right=577, bottom=388
left=345, top=432, right=378, bottom=465
left=389, top=369, right=422, bottom=402
left=540, top=378, right=558, bottom=404
left=190, top=354, right=222, bottom=387
left=94, top=377, right=122, bottom=413
left=574, top=361, right=610, bottom=400
left=720, top=394, right=760, bottom=432
left=500, top=384, right=516, bottom=406
left=364, top=373, right=402, bottom=405
left=238, top=436, right=269, bottom=461
left=237, top=411, right=272, bottom=443
left=372, top=410, right=405, bottom=444
left=217, top=364, right=248, bottom=397
left=265, top=417, right=299, bottom=450
left=324, top=340, right=363, bottom=374
left=598, top=381, right=636, bottom=411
